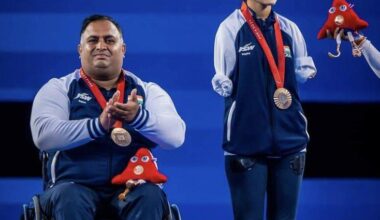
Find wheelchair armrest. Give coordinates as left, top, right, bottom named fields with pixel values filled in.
left=20, top=195, right=42, bottom=220
left=170, top=203, right=181, bottom=220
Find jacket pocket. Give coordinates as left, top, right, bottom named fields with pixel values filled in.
left=227, top=101, right=236, bottom=142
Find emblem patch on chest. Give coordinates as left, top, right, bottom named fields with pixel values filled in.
left=239, top=42, right=256, bottom=56
left=74, top=93, right=92, bottom=104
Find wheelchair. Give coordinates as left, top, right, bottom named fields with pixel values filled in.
left=21, top=152, right=182, bottom=220
left=21, top=194, right=182, bottom=220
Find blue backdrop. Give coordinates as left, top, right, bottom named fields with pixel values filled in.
left=0, top=0, right=379, bottom=102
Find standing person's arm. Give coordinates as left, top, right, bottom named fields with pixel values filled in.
left=212, top=20, right=238, bottom=97
left=127, top=83, right=186, bottom=149
left=283, top=18, right=317, bottom=83
left=360, top=39, right=380, bottom=78
left=328, top=28, right=380, bottom=78
left=30, top=78, right=107, bottom=151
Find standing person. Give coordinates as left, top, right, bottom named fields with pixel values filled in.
left=30, top=14, right=186, bottom=220
left=212, top=0, right=316, bottom=219
left=328, top=28, right=380, bottom=78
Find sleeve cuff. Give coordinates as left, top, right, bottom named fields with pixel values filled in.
left=128, top=107, right=149, bottom=130
left=212, top=74, right=233, bottom=97
left=358, top=39, right=370, bottom=51
left=87, top=118, right=107, bottom=139
left=295, top=56, right=317, bottom=83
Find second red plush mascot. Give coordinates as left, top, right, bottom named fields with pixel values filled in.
left=317, top=0, right=368, bottom=58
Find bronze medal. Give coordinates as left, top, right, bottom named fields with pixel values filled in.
left=111, top=128, right=132, bottom=147
left=273, top=88, right=292, bottom=109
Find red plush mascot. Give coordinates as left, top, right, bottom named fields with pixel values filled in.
left=317, top=0, right=368, bottom=58
left=112, top=147, right=167, bottom=200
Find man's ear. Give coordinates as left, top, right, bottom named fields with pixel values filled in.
left=77, top=44, right=82, bottom=57
left=122, top=43, right=127, bottom=56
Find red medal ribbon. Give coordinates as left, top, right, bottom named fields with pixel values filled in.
left=80, top=68, right=125, bottom=128
left=241, top=1, right=285, bottom=88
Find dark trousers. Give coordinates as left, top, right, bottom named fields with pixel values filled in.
left=39, top=182, right=169, bottom=220
left=225, top=151, right=306, bottom=220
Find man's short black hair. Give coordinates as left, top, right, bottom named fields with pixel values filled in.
left=80, top=14, right=123, bottom=37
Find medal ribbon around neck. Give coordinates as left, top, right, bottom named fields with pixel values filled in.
left=80, top=68, right=125, bottom=129
left=240, top=1, right=285, bottom=89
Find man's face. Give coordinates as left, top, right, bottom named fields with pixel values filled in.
left=78, top=20, right=126, bottom=78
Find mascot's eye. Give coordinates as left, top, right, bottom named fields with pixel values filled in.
left=141, top=156, right=149, bottom=162
left=130, top=156, right=138, bottom=163
left=339, top=5, right=347, bottom=11
left=328, top=7, right=336, bottom=14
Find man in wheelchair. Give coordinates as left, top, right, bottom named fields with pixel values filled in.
left=26, top=14, right=186, bottom=220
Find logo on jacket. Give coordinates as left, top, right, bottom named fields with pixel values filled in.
left=74, top=93, right=92, bottom=103
left=239, top=42, right=255, bottom=56
left=284, top=45, right=292, bottom=58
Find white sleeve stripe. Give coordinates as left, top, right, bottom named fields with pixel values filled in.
left=136, top=110, right=149, bottom=130
left=91, top=119, right=101, bottom=137
left=87, top=118, right=105, bottom=139
left=94, top=118, right=106, bottom=136
left=87, top=119, right=96, bottom=139
left=132, top=109, right=148, bottom=129
left=129, top=107, right=144, bottom=127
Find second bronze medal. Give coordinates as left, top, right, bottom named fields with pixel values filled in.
left=273, top=88, right=292, bottom=109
